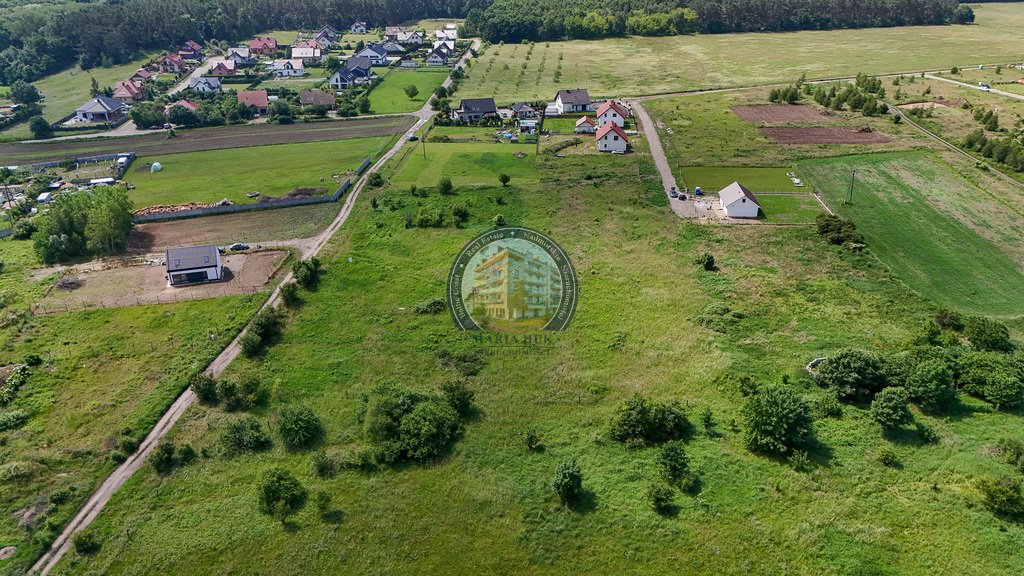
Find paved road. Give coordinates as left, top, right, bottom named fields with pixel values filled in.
left=30, top=42, right=478, bottom=576
left=923, top=73, right=1024, bottom=102
left=167, top=60, right=214, bottom=97
left=628, top=100, right=696, bottom=218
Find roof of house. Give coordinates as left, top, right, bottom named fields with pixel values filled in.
left=359, top=44, right=388, bottom=57
left=249, top=37, right=278, bottom=50
left=575, top=116, right=595, bottom=126
left=596, top=122, right=628, bottom=141
left=352, top=21, right=367, bottom=27
left=132, top=68, right=152, bottom=79
left=291, top=47, right=320, bottom=58
left=385, top=26, right=406, bottom=35
left=166, top=99, right=198, bottom=111
left=426, top=48, right=448, bottom=61
left=189, top=76, right=221, bottom=89
left=237, top=90, right=269, bottom=108
left=331, top=68, right=357, bottom=81
left=318, top=25, right=338, bottom=35
left=182, top=40, right=203, bottom=51
left=229, top=46, right=250, bottom=56
left=596, top=100, right=628, bottom=118
left=382, top=41, right=405, bottom=52
left=294, top=39, right=321, bottom=49
left=511, top=102, right=535, bottom=113
left=270, top=58, right=304, bottom=69
left=166, top=245, right=220, bottom=272
left=397, top=31, right=423, bottom=41
left=556, top=88, right=591, bottom=106
left=458, top=98, right=497, bottom=114
left=161, top=53, right=184, bottom=64
left=719, top=181, right=760, bottom=207
left=76, top=96, right=127, bottom=114
left=346, top=56, right=372, bottom=71
left=209, top=60, right=236, bottom=72
left=112, top=80, right=142, bottom=97
left=299, top=89, right=335, bottom=106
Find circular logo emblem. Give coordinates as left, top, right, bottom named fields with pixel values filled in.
left=447, top=227, right=577, bottom=332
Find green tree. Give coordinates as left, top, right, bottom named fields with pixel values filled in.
left=869, top=386, right=912, bottom=431
left=551, top=460, right=583, bottom=505
left=438, top=175, right=454, bottom=195
left=168, top=104, right=200, bottom=127
left=28, top=116, right=52, bottom=139
left=499, top=173, right=510, bottom=187
left=398, top=399, right=460, bottom=460
left=657, top=440, right=691, bottom=486
left=257, top=468, right=308, bottom=525
left=85, top=186, right=134, bottom=255
left=9, top=80, right=41, bottom=104
left=964, top=316, right=1013, bottom=352
left=508, top=279, right=528, bottom=319
left=404, top=84, right=419, bottom=99
left=130, top=102, right=166, bottom=129
left=322, top=55, right=341, bottom=73
left=609, top=394, right=689, bottom=444
left=356, top=94, right=370, bottom=113
left=32, top=190, right=90, bottom=263
left=277, top=405, right=323, bottom=450
left=90, top=76, right=100, bottom=97
left=905, top=359, right=956, bottom=413
left=742, top=385, right=814, bottom=455
left=977, top=475, right=1024, bottom=515
left=816, top=349, right=886, bottom=401
left=149, top=440, right=176, bottom=474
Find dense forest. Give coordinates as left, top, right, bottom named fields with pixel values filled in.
left=0, top=0, right=975, bottom=84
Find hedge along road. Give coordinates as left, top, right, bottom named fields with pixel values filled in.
left=0, top=115, right=415, bottom=165
left=29, top=39, right=479, bottom=576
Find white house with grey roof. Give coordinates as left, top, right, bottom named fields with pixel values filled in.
left=166, top=245, right=223, bottom=286
left=452, top=98, right=497, bottom=122
left=74, top=96, right=128, bottom=122
left=718, top=181, right=762, bottom=218
left=553, top=89, right=592, bottom=115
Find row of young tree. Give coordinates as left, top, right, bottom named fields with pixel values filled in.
left=0, top=0, right=465, bottom=85
left=462, top=0, right=972, bottom=43
left=31, top=186, right=134, bottom=264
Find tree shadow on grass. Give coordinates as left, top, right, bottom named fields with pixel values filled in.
left=941, top=399, right=992, bottom=422
left=320, top=509, right=346, bottom=524
left=567, top=489, right=599, bottom=515
left=884, top=426, right=925, bottom=447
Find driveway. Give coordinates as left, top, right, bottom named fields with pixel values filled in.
left=628, top=100, right=698, bottom=218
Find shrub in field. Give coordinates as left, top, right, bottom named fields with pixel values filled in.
left=997, top=437, right=1024, bottom=473
left=905, top=359, right=956, bottom=413
left=524, top=428, right=542, bottom=452
left=218, top=375, right=267, bottom=412
left=178, top=443, right=197, bottom=464
left=977, top=476, right=1024, bottom=515
left=742, top=385, right=814, bottom=455
left=0, top=409, right=28, bottom=431
left=957, top=352, right=1024, bottom=410
left=816, top=349, right=887, bottom=402
left=73, top=531, right=100, bottom=555
left=492, top=213, right=506, bottom=227
left=312, top=450, right=339, bottom=478
left=220, top=416, right=272, bottom=453
left=0, top=365, right=31, bottom=406
left=434, top=347, right=486, bottom=377
left=438, top=175, right=454, bottom=195
left=239, top=331, right=263, bottom=358
left=190, top=373, right=219, bottom=404
left=359, top=384, right=469, bottom=462
left=815, top=214, right=864, bottom=246
left=149, top=440, right=176, bottom=474
left=414, top=298, right=446, bottom=314
left=814, top=396, right=843, bottom=419
left=657, top=440, right=697, bottom=491
left=292, top=257, right=322, bottom=289
left=696, top=253, right=717, bottom=272
left=257, top=468, right=308, bottom=525
left=280, top=281, right=301, bottom=306
left=277, top=405, right=323, bottom=450
left=551, top=460, right=583, bottom=505
left=399, top=400, right=460, bottom=460
left=870, top=387, right=912, bottom=431
left=915, top=422, right=939, bottom=444
left=963, top=316, right=1014, bottom=353
left=647, top=483, right=675, bottom=515
left=368, top=172, right=383, bottom=187
left=610, top=395, right=689, bottom=444
left=878, top=449, right=901, bottom=468
left=441, top=380, right=475, bottom=417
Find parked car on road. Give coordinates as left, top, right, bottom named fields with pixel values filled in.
left=228, top=243, right=249, bottom=251
left=670, top=186, right=678, bottom=198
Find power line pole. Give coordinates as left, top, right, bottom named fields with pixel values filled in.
left=845, top=169, right=858, bottom=205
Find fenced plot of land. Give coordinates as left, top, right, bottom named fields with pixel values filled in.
left=391, top=142, right=538, bottom=188
left=756, top=193, right=824, bottom=224
left=125, top=137, right=389, bottom=208
left=763, top=127, right=891, bottom=145
left=36, top=251, right=286, bottom=313
left=369, top=69, right=448, bottom=114
left=801, top=151, right=1024, bottom=316
left=678, top=166, right=800, bottom=192
left=731, top=105, right=837, bottom=123
left=128, top=202, right=341, bottom=251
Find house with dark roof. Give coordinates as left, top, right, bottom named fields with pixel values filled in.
left=328, top=68, right=360, bottom=89
left=425, top=47, right=449, bottom=66
left=237, top=90, right=269, bottom=114
left=178, top=40, right=204, bottom=61
left=188, top=76, right=222, bottom=93
left=355, top=44, right=388, bottom=66
left=596, top=122, right=628, bottom=153
left=596, top=100, right=628, bottom=127
left=317, top=25, right=339, bottom=43
left=511, top=102, right=537, bottom=118
left=382, top=41, right=405, bottom=54
left=345, top=56, right=372, bottom=78
left=554, top=89, right=592, bottom=114
left=350, top=21, right=368, bottom=34
left=718, top=181, right=761, bottom=218
left=452, top=98, right=497, bottom=122
left=299, top=89, right=336, bottom=110
left=158, top=53, right=185, bottom=73
left=249, top=37, right=278, bottom=56
left=166, top=245, right=222, bottom=286
left=384, top=26, right=406, bottom=40
left=74, top=96, right=128, bottom=122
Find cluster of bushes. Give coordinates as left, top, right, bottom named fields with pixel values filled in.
left=962, top=129, right=1024, bottom=172
left=31, top=185, right=134, bottom=264
left=0, top=408, right=28, bottom=431
left=149, top=439, right=197, bottom=474
left=768, top=85, right=802, bottom=105
left=972, top=107, right=1000, bottom=132
left=190, top=372, right=269, bottom=411
left=292, top=257, right=322, bottom=289
left=609, top=395, right=690, bottom=445
left=815, top=214, right=865, bottom=247
left=811, top=74, right=887, bottom=116
left=239, top=307, right=284, bottom=357
left=742, top=384, right=815, bottom=455
left=0, top=365, right=31, bottom=405
left=357, top=381, right=474, bottom=463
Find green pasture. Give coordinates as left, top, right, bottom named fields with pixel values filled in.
left=679, top=166, right=800, bottom=192
left=390, top=141, right=538, bottom=188
left=369, top=69, right=448, bottom=114
left=756, top=193, right=824, bottom=224
left=124, top=137, right=389, bottom=208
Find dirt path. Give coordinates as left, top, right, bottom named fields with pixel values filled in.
left=627, top=100, right=698, bottom=219
left=923, top=73, right=1024, bottom=103
left=29, top=42, right=478, bottom=576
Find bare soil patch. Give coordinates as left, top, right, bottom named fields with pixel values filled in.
left=732, top=104, right=836, bottom=123
left=0, top=546, right=16, bottom=560
left=762, top=127, right=891, bottom=145
left=35, top=251, right=287, bottom=312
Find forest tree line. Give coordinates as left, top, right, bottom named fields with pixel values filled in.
left=1, top=0, right=975, bottom=85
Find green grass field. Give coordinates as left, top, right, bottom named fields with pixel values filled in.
left=368, top=69, right=448, bottom=114
left=124, top=137, right=390, bottom=208
left=801, top=152, right=1024, bottom=318
left=390, top=141, right=538, bottom=188
left=679, top=166, right=800, bottom=192
left=756, top=194, right=824, bottom=224
left=0, top=294, right=264, bottom=575
left=0, top=54, right=155, bottom=141
left=54, top=148, right=1024, bottom=576
left=460, top=4, right=1024, bottom=102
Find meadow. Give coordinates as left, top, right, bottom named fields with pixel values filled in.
left=124, top=137, right=390, bottom=207
left=756, top=194, right=824, bottom=224
left=459, top=4, right=1024, bottom=103
left=678, top=166, right=799, bottom=192
left=368, top=69, right=448, bottom=114
left=52, top=139, right=1024, bottom=576
left=0, top=293, right=265, bottom=575
left=389, top=141, right=538, bottom=188
left=801, top=151, right=1024, bottom=318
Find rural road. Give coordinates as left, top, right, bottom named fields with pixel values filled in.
left=923, top=73, right=1024, bottom=102
left=29, top=42, right=478, bottom=576
left=167, top=59, right=215, bottom=97
left=627, top=100, right=697, bottom=218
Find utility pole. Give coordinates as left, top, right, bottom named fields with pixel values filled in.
left=845, top=169, right=858, bottom=205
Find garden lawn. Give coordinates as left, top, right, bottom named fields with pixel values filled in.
left=124, top=137, right=390, bottom=208
left=368, top=69, right=447, bottom=114
left=0, top=238, right=52, bottom=314
left=800, top=151, right=1024, bottom=318
left=756, top=194, right=824, bottom=224
left=679, top=167, right=801, bottom=192
left=54, top=150, right=1024, bottom=576
left=389, top=141, right=538, bottom=189
left=459, top=4, right=1024, bottom=102
left=0, top=295, right=264, bottom=576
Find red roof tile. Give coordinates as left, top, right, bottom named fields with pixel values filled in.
left=596, top=122, right=628, bottom=141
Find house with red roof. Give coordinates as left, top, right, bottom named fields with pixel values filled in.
left=178, top=40, right=204, bottom=61
left=158, top=53, right=185, bottom=73
left=596, top=100, right=628, bottom=128
left=596, top=122, right=629, bottom=153
left=130, top=68, right=152, bottom=84
left=249, top=37, right=278, bottom=56
left=574, top=116, right=596, bottom=134
left=207, top=60, right=237, bottom=76
left=164, top=99, right=198, bottom=116
left=112, top=80, right=144, bottom=103
left=237, top=90, right=269, bottom=115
